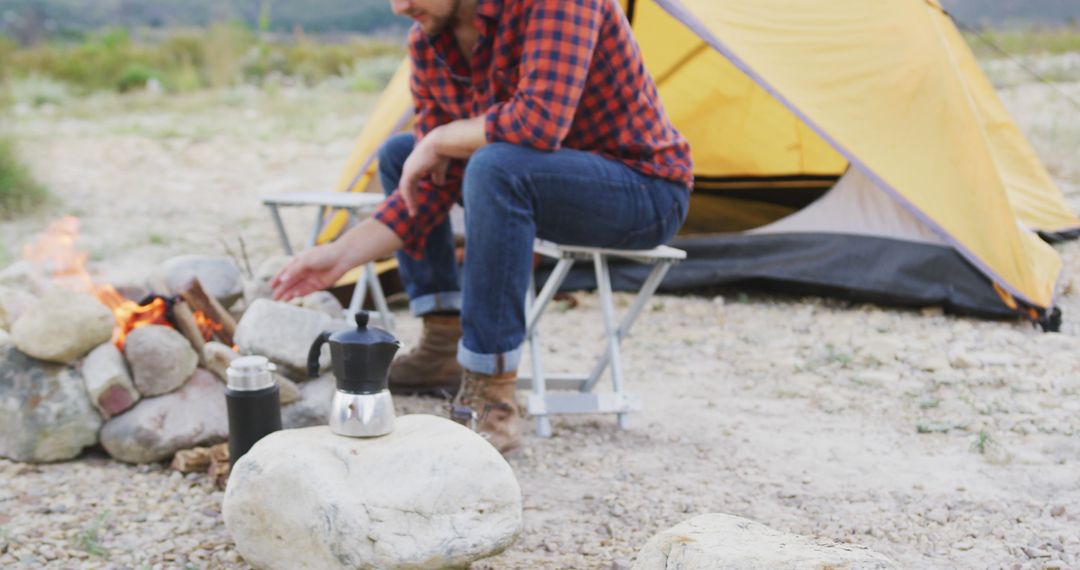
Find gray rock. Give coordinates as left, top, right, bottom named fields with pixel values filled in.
left=202, top=341, right=297, bottom=403
left=281, top=375, right=334, bottom=429
left=161, top=255, right=244, bottom=308
left=12, top=290, right=114, bottom=364
left=0, top=285, right=37, bottom=330
left=234, top=299, right=343, bottom=377
left=223, top=416, right=522, bottom=570
left=124, top=325, right=199, bottom=396
left=0, top=261, right=49, bottom=295
left=290, top=290, right=344, bottom=319
left=243, top=255, right=290, bottom=307
left=947, top=343, right=980, bottom=370
left=0, top=346, right=102, bottom=462
left=0, top=329, right=10, bottom=347
left=277, top=375, right=301, bottom=405
left=203, top=341, right=238, bottom=382
left=633, top=514, right=896, bottom=570
left=100, top=369, right=228, bottom=464
left=82, top=343, right=140, bottom=418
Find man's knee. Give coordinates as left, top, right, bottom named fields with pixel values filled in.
left=377, top=133, right=415, bottom=191
left=463, top=143, right=530, bottom=202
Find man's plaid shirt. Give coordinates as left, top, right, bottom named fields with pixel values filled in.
left=375, top=0, right=693, bottom=258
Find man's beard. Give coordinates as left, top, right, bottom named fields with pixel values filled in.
left=423, top=0, right=462, bottom=35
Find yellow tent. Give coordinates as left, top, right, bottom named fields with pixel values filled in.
left=320, top=0, right=1078, bottom=321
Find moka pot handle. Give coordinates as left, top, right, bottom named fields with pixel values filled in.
left=307, top=331, right=333, bottom=378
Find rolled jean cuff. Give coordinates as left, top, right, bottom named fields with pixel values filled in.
left=409, top=291, right=462, bottom=316
left=457, top=340, right=522, bottom=375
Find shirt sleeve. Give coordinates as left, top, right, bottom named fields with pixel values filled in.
left=483, top=0, right=603, bottom=152
left=374, top=28, right=464, bottom=260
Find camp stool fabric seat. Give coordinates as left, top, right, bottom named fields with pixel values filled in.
left=522, top=239, right=687, bottom=437
left=259, top=191, right=395, bottom=332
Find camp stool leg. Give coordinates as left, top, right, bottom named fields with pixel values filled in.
left=592, top=251, right=630, bottom=430
left=265, top=203, right=294, bottom=256
left=580, top=257, right=675, bottom=393
left=524, top=275, right=552, bottom=438
left=366, top=261, right=395, bottom=333
left=523, top=256, right=575, bottom=438
left=306, top=205, right=328, bottom=249
left=342, top=210, right=395, bottom=332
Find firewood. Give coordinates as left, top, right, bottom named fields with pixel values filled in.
left=171, top=300, right=207, bottom=363
left=170, top=447, right=211, bottom=474
left=208, top=442, right=231, bottom=490
left=176, top=277, right=237, bottom=346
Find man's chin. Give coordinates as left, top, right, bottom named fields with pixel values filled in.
left=418, top=19, right=448, bottom=36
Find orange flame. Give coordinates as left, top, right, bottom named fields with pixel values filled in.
left=193, top=310, right=224, bottom=341
left=21, top=216, right=171, bottom=349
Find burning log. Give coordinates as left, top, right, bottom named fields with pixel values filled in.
left=172, top=301, right=208, bottom=362
left=176, top=278, right=236, bottom=347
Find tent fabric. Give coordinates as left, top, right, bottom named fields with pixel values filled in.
left=649, top=0, right=1075, bottom=311
left=539, top=232, right=1015, bottom=318
left=750, top=168, right=946, bottom=245
left=322, top=0, right=1078, bottom=318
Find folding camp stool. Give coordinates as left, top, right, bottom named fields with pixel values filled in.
left=259, top=191, right=395, bottom=332
left=521, top=239, right=687, bottom=437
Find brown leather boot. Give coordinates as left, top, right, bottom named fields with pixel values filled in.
left=388, top=314, right=463, bottom=397
left=452, top=369, right=523, bottom=455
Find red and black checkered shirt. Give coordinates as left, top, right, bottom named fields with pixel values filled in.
left=375, top=0, right=693, bottom=258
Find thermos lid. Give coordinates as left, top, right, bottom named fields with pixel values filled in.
left=227, top=355, right=277, bottom=391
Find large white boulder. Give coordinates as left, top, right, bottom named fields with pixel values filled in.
left=633, top=514, right=896, bottom=570
left=11, top=289, right=114, bottom=364
left=223, top=415, right=522, bottom=570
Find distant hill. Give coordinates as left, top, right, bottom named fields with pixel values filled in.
left=941, top=0, right=1080, bottom=27
left=0, top=0, right=407, bottom=44
left=0, top=0, right=1077, bottom=45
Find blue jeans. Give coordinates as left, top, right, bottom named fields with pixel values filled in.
left=379, top=133, right=689, bottom=375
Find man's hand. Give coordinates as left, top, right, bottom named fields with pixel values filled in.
left=399, top=132, right=450, bottom=217
left=270, top=242, right=348, bottom=302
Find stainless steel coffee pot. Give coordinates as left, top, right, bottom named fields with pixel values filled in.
left=308, top=311, right=400, bottom=437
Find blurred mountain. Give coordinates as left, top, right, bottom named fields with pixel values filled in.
left=0, top=0, right=407, bottom=44
left=941, top=0, right=1080, bottom=27
left=0, top=0, right=1077, bottom=45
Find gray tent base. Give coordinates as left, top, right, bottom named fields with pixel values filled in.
left=535, top=232, right=1020, bottom=320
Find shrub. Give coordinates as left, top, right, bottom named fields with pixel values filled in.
left=116, top=63, right=164, bottom=92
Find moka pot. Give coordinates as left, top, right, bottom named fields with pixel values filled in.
left=308, top=311, right=401, bottom=438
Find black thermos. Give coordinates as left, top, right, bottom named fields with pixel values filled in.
left=225, top=355, right=282, bottom=463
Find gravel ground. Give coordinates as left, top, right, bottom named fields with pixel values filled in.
left=1, top=68, right=1079, bottom=569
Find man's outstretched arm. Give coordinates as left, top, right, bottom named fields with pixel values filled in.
left=270, top=217, right=403, bottom=302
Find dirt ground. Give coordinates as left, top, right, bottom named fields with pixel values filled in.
left=1, top=62, right=1079, bottom=569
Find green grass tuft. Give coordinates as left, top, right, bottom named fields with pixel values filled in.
left=0, top=136, right=49, bottom=218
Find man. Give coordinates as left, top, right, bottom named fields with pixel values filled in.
left=271, top=0, right=692, bottom=454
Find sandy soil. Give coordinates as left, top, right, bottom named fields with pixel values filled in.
left=1, top=68, right=1079, bottom=569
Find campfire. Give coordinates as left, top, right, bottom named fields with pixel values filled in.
left=20, top=216, right=235, bottom=352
